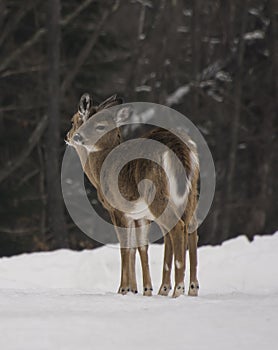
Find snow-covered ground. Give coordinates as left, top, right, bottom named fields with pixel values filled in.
left=0, top=233, right=277, bottom=350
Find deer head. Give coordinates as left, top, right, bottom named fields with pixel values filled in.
left=66, top=93, right=125, bottom=150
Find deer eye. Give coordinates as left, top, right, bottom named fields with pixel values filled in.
left=96, top=125, right=105, bottom=131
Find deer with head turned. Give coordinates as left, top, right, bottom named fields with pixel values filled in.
left=66, top=93, right=200, bottom=297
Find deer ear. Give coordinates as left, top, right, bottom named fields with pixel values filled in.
left=99, top=94, right=124, bottom=109
left=78, top=93, right=92, bottom=122
left=114, top=106, right=132, bottom=125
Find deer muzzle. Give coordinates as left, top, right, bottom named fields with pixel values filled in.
left=73, top=133, right=83, bottom=144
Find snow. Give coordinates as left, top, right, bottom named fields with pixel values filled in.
left=0, top=233, right=277, bottom=350
left=183, top=9, right=192, bottom=16
left=244, top=30, right=265, bottom=40
left=207, top=89, right=224, bottom=102
left=202, top=37, right=221, bottom=44
left=216, top=71, right=232, bottom=82
left=248, top=8, right=261, bottom=16
left=166, top=85, right=191, bottom=106
left=135, top=85, right=152, bottom=92
left=177, top=26, right=189, bottom=33
left=166, top=59, right=229, bottom=106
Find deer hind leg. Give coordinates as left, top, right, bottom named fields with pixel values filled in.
left=158, top=233, right=173, bottom=296
left=158, top=210, right=186, bottom=298
left=188, top=229, right=199, bottom=296
left=138, top=245, right=153, bottom=296
left=129, top=247, right=138, bottom=294
left=171, top=220, right=186, bottom=298
left=136, top=220, right=153, bottom=296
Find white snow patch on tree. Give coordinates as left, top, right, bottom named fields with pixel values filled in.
left=244, top=30, right=265, bottom=40
left=166, top=85, right=191, bottom=106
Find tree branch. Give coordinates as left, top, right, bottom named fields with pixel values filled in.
left=61, top=0, right=122, bottom=94
left=0, top=227, right=39, bottom=235
left=0, top=115, right=48, bottom=184
left=0, top=0, right=96, bottom=74
left=61, top=10, right=110, bottom=94
left=0, top=1, right=34, bottom=47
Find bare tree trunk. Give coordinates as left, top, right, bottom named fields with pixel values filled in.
left=255, top=0, right=278, bottom=231
left=45, top=0, right=68, bottom=249
left=222, top=0, right=248, bottom=237
left=191, top=0, right=201, bottom=117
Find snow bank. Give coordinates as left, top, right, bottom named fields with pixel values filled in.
left=1, top=233, right=277, bottom=295
left=0, top=233, right=277, bottom=350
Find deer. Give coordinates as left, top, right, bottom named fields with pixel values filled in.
left=66, top=93, right=200, bottom=298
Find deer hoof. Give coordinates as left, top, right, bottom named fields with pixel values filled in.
left=118, top=287, right=130, bottom=295
left=188, top=281, right=199, bottom=296
left=143, top=287, right=153, bottom=296
left=158, top=284, right=171, bottom=296
left=172, top=283, right=185, bottom=298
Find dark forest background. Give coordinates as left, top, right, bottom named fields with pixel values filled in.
left=0, top=0, right=277, bottom=257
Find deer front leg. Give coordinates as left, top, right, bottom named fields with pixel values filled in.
left=112, top=213, right=137, bottom=295
left=158, top=233, right=173, bottom=296
left=118, top=247, right=131, bottom=295
left=188, top=230, right=199, bottom=296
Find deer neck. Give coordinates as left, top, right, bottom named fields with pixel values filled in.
left=85, top=137, right=121, bottom=188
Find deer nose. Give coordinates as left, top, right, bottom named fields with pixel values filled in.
left=73, top=133, right=83, bottom=144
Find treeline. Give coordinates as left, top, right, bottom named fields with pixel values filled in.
left=0, top=0, right=277, bottom=256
